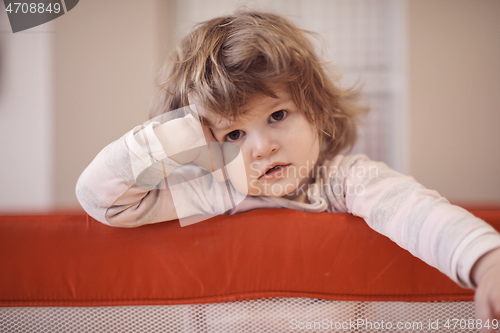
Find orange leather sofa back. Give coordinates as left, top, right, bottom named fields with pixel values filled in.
left=1, top=209, right=499, bottom=307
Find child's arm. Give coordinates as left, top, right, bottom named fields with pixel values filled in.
left=326, top=155, right=500, bottom=297
left=76, top=114, right=220, bottom=227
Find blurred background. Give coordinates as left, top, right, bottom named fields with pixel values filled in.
left=0, top=0, right=499, bottom=213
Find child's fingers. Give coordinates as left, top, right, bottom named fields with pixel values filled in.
left=476, top=294, right=493, bottom=332
left=487, top=296, right=500, bottom=332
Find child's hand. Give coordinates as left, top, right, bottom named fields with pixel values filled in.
left=183, top=104, right=227, bottom=181
left=153, top=111, right=225, bottom=174
left=472, top=247, right=500, bottom=332
left=153, top=113, right=207, bottom=164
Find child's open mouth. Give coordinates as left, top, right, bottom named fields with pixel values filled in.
left=260, top=163, right=290, bottom=180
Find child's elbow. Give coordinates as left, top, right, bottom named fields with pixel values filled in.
left=75, top=177, right=111, bottom=226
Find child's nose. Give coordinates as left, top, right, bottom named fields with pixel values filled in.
left=251, top=133, right=279, bottom=159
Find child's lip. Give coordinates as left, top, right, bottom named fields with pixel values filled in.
left=259, top=163, right=291, bottom=179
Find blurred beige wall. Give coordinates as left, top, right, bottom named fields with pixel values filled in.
left=408, top=0, right=500, bottom=206
left=53, top=0, right=174, bottom=208
left=0, top=12, right=53, bottom=211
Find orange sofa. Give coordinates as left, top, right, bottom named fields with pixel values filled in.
left=1, top=209, right=499, bottom=331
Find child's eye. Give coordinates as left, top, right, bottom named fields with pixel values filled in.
left=270, top=110, right=287, bottom=122
left=224, top=130, right=244, bottom=142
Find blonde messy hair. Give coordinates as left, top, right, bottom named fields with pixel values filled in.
left=151, top=11, right=366, bottom=160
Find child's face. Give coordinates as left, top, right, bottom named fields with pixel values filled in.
left=200, top=88, right=320, bottom=200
